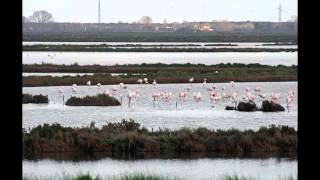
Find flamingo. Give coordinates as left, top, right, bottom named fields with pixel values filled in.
left=104, top=90, right=112, bottom=96
left=143, top=78, right=149, bottom=84
left=270, top=93, right=280, bottom=104
left=137, top=79, right=143, bottom=84
left=127, top=90, right=137, bottom=108
left=286, top=95, right=293, bottom=112
left=246, top=92, right=256, bottom=102
left=193, top=92, right=202, bottom=101
left=111, top=85, right=117, bottom=92
left=152, top=92, right=161, bottom=107
left=203, top=78, right=207, bottom=86
left=87, top=80, right=91, bottom=86
left=72, top=86, right=77, bottom=93
left=187, top=85, right=192, bottom=91
left=152, top=80, right=157, bottom=86
left=230, top=81, right=235, bottom=87
left=189, top=77, right=194, bottom=83
left=97, top=83, right=102, bottom=88
left=71, top=84, right=78, bottom=93
left=58, top=88, right=65, bottom=105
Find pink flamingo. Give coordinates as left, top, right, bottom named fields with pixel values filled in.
left=71, top=84, right=78, bottom=93
left=143, top=78, right=149, bottom=84
left=230, top=81, right=235, bottom=87
left=104, top=90, right=112, bottom=96
left=127, top=90, right=137, bottom=108
left=203, top=78, right=207, bottom=86
left=137, top=79, right=143, bottom=84
left=270, top=93, right=280, bottom=104
left=58, top=88, right=65, bottom=105
left=152, top=80, right=157, bottom=86
left=193, top=92, right=202, bottom=102
left=189, top=77, right=194, bottom=83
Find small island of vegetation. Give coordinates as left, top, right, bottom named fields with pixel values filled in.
left=23, top=94, right=49, bottom=104
left=65, top=94, right=121, bottom=106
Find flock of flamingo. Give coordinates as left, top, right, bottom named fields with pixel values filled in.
left=56, top=77, right=295, bottom=112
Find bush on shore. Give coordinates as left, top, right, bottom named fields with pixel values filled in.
left=23, top=120, right=297, bottom=156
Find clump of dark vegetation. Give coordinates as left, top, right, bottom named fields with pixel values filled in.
left=23, top=120, right=297, bottom=156
left=65, top=94, right=121, bottom=106
left=22, top=63, right=297, bottom=87
left=23, top=44, right=297, bottom=52
left=23, top=31, right=297, bottom=42
left=22, top=94, right=48, bottom=104
left=237, top=102, right=258, bottom=112
left=261, top=101, right=285, bottom=112
left=229, top=101, right=286, bottom=112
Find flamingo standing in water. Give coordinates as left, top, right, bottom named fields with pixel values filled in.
left=286, top=90, right=295, bottom=112
left=143, top=78, right=149, bottom=84
left=270, top=93, right=280, bottom=104
left=152, top=92, right=161, bottom=107
left=71, top=84, right=78, bottom=94
left=254, top=86, right=261, bottom=96
left=230, top=81, right=235, bottom=88
left=58, top=88, right=65, bottom=105
left=97, top=83, right=102, bottom=88
left=137, top=79, right=143, bottom=84
left=152, top=80, right=157, bottom=86
left=203, top=78, right=207, bottom=86
left=189, top=77, right=194, bottom=83
left=127, top=90, right=139, bottom=108
left=87, top=81, right=91, bottom=86
left=193, top=92, right=202, bottom=102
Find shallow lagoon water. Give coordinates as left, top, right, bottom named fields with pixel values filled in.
left=23, top=157, right=297, bottom=180
left=23, top=81, right=297, bottom=130
left=22, top=51, right=297, bottom=66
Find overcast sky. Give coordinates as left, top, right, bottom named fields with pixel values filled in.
left=23, top=0, right=297, bottom=23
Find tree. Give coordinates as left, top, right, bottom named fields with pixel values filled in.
left=28, top=10, right=54, bottom=23
left=139, top=16, right=152, bottom=24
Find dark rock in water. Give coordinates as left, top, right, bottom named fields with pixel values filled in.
left=237, top=102, right=258, bottom=112
left=261, top=100, right=285, bottom=112
left=225, top=106, right=236, bottom=110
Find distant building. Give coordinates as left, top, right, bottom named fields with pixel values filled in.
left=193, top=23, right=214, bottom=32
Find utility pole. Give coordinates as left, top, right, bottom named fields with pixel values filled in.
left=278, top=4, right=282, bottom=23
left=98, top=0, right=101, bottom=24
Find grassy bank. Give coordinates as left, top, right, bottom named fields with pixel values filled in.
left=22, top=63, right=297, bottom=87
left=23, top=120, right=297, bottom=156
left=23, top=173, right=297, bottom=180
left=23, top=31, right=297, bottom=42
left=22, top=44, right=296, bottom=52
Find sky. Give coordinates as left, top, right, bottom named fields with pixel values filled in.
left=23, top=0, right=297, bottom=23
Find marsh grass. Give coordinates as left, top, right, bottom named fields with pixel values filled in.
left=23, top=173, right=297, bottom=180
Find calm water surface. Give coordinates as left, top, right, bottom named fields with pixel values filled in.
left=23, top=81, right=297, bottom=130
left=22, top=51, right=297, bottom=66
left=23, top=157, right=297, bottom=180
